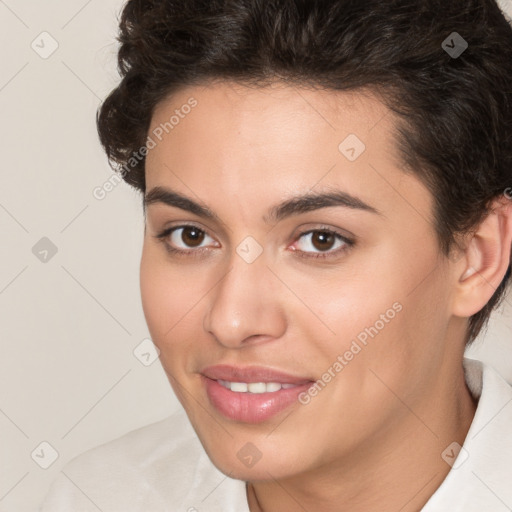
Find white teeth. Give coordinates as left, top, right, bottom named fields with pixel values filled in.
left=230, top=382, right=248, bottom=392
left=218, top=381, right=297, bottom=393
left=247, top=382, right=267, bottom=394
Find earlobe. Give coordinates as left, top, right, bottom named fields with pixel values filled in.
left=452, top=196, right=512, bottom=317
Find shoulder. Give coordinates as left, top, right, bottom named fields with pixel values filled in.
left=39, top=408, right=248, bottom=512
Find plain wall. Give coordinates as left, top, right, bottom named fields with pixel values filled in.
left=0, top=1, right=511, bottom=510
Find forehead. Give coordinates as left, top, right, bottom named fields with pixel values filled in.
left=145, top=81, right=433, bottom=227
left=149, top=81, right=394, bottom=150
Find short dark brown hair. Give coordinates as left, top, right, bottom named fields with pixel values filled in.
left=97, top=0, right=512, bottom=345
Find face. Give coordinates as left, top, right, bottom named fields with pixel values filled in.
left=140, top=81, right=460, bottom=481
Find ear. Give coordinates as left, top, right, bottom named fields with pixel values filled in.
left=451, top=193, right=512, bottom=318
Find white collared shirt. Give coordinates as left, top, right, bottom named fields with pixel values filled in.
left=40, top=357, right=512, bottom=511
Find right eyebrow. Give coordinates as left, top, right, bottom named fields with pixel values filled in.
left=143, top=186, right=221, bottom=222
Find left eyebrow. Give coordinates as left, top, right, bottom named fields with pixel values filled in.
left=263, top=190, right=382, bottom=224
left=143, top=186, right=382, bottom=224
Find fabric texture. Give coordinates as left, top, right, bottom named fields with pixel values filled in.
left=39, top=357, right=512, bottom=511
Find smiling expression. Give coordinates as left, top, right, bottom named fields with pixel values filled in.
left=139, top=80, right=465, bottom=481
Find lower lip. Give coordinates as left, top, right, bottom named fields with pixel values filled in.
left=202, top=376, right=313, bottom=423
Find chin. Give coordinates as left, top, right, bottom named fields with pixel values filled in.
left=197, top=433, right=306, bottom=482
left=210, top=453, right=296, bottom=482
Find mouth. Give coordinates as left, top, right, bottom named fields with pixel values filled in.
left=217, top=380, right=301, bottom=393
left=201, top=365, right=315, bottom=423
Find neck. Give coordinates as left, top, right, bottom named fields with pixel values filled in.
left=247, top=358, right=478, bottom=512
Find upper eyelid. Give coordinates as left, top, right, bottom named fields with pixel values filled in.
left=296, top=226, right=351, bottom=239
left=160, top=221, right=213, bottom=236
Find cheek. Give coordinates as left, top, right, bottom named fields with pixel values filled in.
left=310, top=286, right=409, bottom=388
left=139, top=243, right=212, bottom=360
left=140, top=242, right=193, bottom=332
left=297, top=248, right=447, bottom=381
left=328, top=270, right=453, bottom=411
left=284, top=263, right=402, bottom=352
left=139, top=247, right=197, bottom=402
left=139, top=248, right=170, bottom=339
left=139, top=245, right=191, bottom=344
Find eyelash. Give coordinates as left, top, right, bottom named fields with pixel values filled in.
left=154, top=224, right=355, bottom=260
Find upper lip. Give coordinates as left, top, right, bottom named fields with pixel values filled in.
left=201, top=365, right=313, bottom=384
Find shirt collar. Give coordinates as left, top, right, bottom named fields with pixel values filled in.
left=422, top=357, right=512, bottom=511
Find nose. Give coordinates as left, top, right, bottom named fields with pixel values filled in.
left=202, top=252, right=287, bottom=349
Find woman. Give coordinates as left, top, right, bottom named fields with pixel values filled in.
left=40, top=0, right=512, bottom=510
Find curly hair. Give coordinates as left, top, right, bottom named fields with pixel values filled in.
left=97, top=0, right=512, bottom=346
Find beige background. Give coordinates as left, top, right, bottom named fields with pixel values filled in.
left=0, top=1, right=511, bottom=510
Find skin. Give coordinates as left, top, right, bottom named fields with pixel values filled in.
left=139, top=81, right=512, bottom=511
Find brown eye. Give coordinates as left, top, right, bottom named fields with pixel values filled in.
left=294, top=229, right=349, bottom=257
left=181, top=226, right=205, bottom=247
left=167, top=226, right=216, bottom=250
left=311, top=231, right=336, bottom=251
